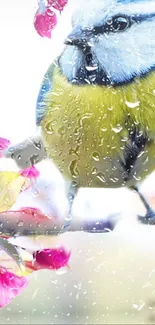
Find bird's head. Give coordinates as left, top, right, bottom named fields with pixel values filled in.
left=58, top=0, right=155, bottom=86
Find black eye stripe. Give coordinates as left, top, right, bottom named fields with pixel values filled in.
left=92, top=14, right=131, bottom=34
left=89, top=12, right=155, bottom=35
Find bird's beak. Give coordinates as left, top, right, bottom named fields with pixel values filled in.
left=64, top=26, right=91, bottom=48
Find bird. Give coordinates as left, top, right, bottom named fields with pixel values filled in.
left=4, top=0, right=155, bottom=229
left=34, top=0, right=155, bottom=226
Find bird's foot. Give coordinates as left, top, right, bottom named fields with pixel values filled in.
left=133, top=186, right=155, bottom=225
left=138, top=209, right=155, bottom=225
left=132, top=186, right=155, bottom=225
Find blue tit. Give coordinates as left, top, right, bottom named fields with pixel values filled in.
left=35, top=0, right=155, bottom=226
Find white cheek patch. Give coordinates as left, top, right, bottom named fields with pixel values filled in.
left=94, top=19, right=155, bottom=83
left=59, top=47, right=82, bottom=81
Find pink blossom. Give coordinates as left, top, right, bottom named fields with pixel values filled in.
left=47, top=0, right=68, bottom=11
left=33, top=246, right=71, bottom=270
left=34, top=8, right=57, bottom=39
left=0, top=267, right=28, bottom=308
left=0, top=137, right=11, bottom=158
left=19, top=166, right=40, bottom=179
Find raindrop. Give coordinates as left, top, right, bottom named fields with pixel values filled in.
left=87, top=41, right=93, bottom=47
left=57, top=126, right=65, bottom=136
left=99, top=138, right=104, bottom=146
left=125, top=100, right=140, bottom=108
left=84, top=78, right=91, bottom=84
left=32, top=288, right=39, bottom=300
left=134, top=120, right=139, bottom=125
left=18, top=144, right=23, bottom=150
left=91, top=167, right=97, bottom=175
left=92, top=151, right=100, bottom=161
left=133, top=175, right=141, bottom=181
left=56, top=266, right=69, bottom=275
left=69, top=160, right=79, bottom=177
left=108, top=107, right=113, bottom=111
left=89, top=75, right=97, bottom=82
left=92, top=302, right=97, bottom=306
left=112, top=125, right=123, bottom=133
left=69, top=146, right=80, bottom=157
left=101, top=127, right=107, bottom=132
left=45, top=121, right=54, bottom=134
left=17, top=221, right=24, bottom=227
left=137, top=151, right=145, bottom=158
left=85, top=65, right=98, bottom=72
left=9, top=147, right=14, bottom=152
left=65, top=215, right=72, bottom=222
left=78, top=113, right=92, bottom=127
left=109, top=177, right=119, bottom=183
left=138, top=302, right=145, bottom=311
left=107, top=18, right=113, bottom=25
left=121, top=137, right=128, bottom=142
left=96, top=172, right=106, bottom=183
left=143, top=157, right=149, bottom=165
left=74, top=127, right=80, bottom=136
left=104, top=227, right=112, bottom=232
left=17, top=154, right=22, bottom=160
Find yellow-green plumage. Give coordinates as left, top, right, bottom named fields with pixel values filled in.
left=41, top=66, right=155, bottom=188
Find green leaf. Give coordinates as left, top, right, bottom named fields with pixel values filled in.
left=0, top=238, right=25, bottom=270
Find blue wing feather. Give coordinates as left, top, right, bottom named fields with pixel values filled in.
left=36, top=64, right=54, bottom=126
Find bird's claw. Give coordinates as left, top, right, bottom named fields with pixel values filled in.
left=138, top=211, right=155, bottom=225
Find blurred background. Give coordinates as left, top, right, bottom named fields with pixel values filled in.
left=1, top=0, right=155, bottom=324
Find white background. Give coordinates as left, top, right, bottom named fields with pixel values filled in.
left=0, top=0, right=73, bottom=143
left=1, top=1, right=155, bottom=324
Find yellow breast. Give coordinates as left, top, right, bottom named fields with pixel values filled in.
left=41, top=67, right=155, bottom=188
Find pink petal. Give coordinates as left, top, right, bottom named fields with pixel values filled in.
left=33, top=246, right=71, bottom=270
left=18, top=207, right=49, bottom=220
left=47, top=0, right=68, bottom=11
left=34, top=8, right=57, bottom=39
left=0, top=137, right=11, bottom=158
left=19, top=166, right=40, bottom=179
left=0, top=267, right=28, bottom=308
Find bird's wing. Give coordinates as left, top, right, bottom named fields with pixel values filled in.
left=36, top=63, right=55, bottom=126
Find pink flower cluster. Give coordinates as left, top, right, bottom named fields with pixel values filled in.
left=0, top=246, right=71, bottom=308
left=33, top=247, right=71, bottom=270
left=0, top=137, right=71, bottom=308
left=34, top=0, right=68, bottom=39
left=0, top=137, right=11, bottom=158
left=0, top=267, right=28, bottom=308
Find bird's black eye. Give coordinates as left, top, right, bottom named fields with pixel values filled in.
left=93, top=15, right=131, bottom=35
left=105, top=15, right=130, bottom=32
